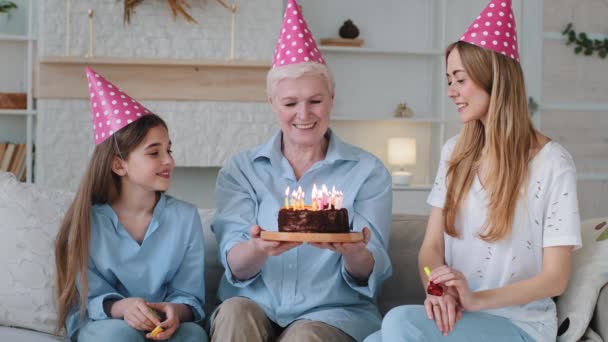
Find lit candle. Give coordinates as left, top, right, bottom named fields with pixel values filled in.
left=331, top=185, right=336, bottom=209
left=296, top=186, right=302, bottom=209
left=321, top=184, right=329, bottom=209
left=311, top=188, right=317, bottom=211
left=301, top=192, right=305, bottom=209
left=335, top=191, right=344, bottom=210
left=291, top=190, right=297, bottom=210
left=284, top=186, right=290, bottom=208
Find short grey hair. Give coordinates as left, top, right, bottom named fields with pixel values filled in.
left=266, top=62, right=335, bottom=98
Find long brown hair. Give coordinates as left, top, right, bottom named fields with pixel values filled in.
left=54, top=114, right=168, bottom=334
left=443, top=41, right=536, bottom=242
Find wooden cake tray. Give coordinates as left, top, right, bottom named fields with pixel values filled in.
left=261, top=231, right=363, bottom=243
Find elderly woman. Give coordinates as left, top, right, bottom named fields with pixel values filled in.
left=208, top=1, right=392, bottom=341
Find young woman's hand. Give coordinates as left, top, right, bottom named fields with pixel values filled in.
left=251, top=225, right=302, bottom=256
left=113, top=297, right=160, bottom=331
left=145, top=302, right=180, bottom=340
left=424, top=286, right=463, bottom=335
left=431, top=265, right=480, bottom=311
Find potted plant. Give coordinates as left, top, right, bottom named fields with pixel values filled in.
left=0, top=1, right=18, bottom=30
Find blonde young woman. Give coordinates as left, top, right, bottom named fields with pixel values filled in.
left=365, top=1, right=581, bottom=342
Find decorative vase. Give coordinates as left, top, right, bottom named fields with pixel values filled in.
left=339, top=19, right=359, bottom=39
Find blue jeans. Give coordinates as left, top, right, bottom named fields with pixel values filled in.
left=364, top=305, right=534, bottom=342
left=77, top=319, right=208, bottom=342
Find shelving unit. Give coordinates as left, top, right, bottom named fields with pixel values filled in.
left=0, top=0, right=36, bottom=183
left=302, top=0, right=540, bottom=215
left=304, top=0, right=448, bottom=191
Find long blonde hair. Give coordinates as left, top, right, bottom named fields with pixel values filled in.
left=443, top=41, right=536, bottom=242
left=54, top=114, right=168, bottom=334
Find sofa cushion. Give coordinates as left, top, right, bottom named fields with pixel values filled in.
left=198, top=209, right=222, bottom=315
left=0, top=172, right=72, bottom=336
left=0, top=326, right=64, bottom=342
left=556, top=217, right=608, bottom=342
left=591, top=283, right=608, bottom=340
left=378, top=214, right=428, bottom=314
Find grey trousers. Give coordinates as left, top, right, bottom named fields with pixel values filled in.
left=209, top=297, right=355, bottom=342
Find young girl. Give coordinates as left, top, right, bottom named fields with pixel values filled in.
left=365, top=1, right=581, bottom=341
left=54, top=68, right=207, bottom=342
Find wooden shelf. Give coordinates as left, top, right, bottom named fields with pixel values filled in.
left=0, top=34, right=36, bottom=41
left=392, top=184, right=433, bottom=191
left=0, top=109, right=36, bottom=116
left=331, top=116, right=443, bottom=123
left=319, top=46, right=442, bottom=56
left=37, top=57, right=271, bottom=102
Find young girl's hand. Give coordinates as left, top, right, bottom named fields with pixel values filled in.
left=431, top=265, right=480, bottom=311
left=115, top=297, right=160, bottom=331
left=251, top=225, right=302, bottom=256
left=145, top=302, right=180, bottom=340
left=424, top=286, right=463, bottom=335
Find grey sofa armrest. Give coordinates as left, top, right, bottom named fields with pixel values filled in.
left=591, top=283, right=608, bottom=340
left=378, top=214, right=428, bottom=315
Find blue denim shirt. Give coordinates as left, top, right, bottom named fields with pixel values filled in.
left=66, top=194, right=206, bottom=339
left=212, top=130, right=392, bottom=341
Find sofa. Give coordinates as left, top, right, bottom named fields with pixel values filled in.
left=0, top=171, right=605, bottom=341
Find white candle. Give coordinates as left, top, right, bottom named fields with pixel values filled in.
left=230, top=4, right=237, bottom=60
left=86, top=9, right=94, bottom=58
left=284, top=186, right=290, bottom=208
left=65, top=0, right=71, bottom=56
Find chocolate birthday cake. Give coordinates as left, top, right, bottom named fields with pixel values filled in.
left=278, top=206, right=349, bottom=233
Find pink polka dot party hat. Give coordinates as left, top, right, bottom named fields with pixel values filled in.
left=272, top=0, right=325, bottom=68
left=460, top=0, right=520, bottom=62
left=85, top=67, right=152, bottom=145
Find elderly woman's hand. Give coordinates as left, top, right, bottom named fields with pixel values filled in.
left=310, top=227, right=374, bottom=282
left=250, top=225, right=302, bottom=256
left=309, top=227, right=371, bottom=256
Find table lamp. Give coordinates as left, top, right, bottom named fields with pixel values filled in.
left=388, top=137, right=416, bottom=186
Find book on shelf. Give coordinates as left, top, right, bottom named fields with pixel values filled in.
left=0, top=143, right=15, bottom=172
left=0, top=143, right=28, bottom=181
left=9, top=143, right=26, bottom=176
left=0, top=143, right=6, bottom=164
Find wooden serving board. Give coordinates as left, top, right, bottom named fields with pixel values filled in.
left=260, top=231, right=363, bottom=243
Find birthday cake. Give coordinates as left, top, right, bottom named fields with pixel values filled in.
left=278, top=185, right=350, bottom=234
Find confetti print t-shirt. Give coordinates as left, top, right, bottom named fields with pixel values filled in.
left=427, top=136, right=582, bottom=342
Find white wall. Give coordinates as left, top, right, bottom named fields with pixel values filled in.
left=35, top=0, right=282, bottom=208
left=541, top=0, right=608, bottom=219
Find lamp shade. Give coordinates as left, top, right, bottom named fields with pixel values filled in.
left=388, top=137, right=416, bottom=166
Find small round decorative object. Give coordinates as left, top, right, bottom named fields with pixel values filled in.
left=394, top=103, right=413, bottom=118
left=339, top=19, right=360, bottom=39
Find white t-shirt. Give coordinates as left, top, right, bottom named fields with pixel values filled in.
left=427, top=136, right=582, bottom=342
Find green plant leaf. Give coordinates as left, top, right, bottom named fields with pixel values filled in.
left=569, top=31, right=576, bottom=41
left=575, top=46, right=583, bottom=54
left=597, top=227, right=608, bottom=241
left=584, top=48, right=593, bottom=56
left=562, top=23, right=573, bottom=35
left=579, top=32, right=588, bottom=41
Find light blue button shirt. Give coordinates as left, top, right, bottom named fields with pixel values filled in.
left=66, top=193, right=206, bottom=339
left=212, top=130, right=392, bottom=341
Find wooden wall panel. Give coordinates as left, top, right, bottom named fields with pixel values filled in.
left=36, top=57, right=271, bottom=102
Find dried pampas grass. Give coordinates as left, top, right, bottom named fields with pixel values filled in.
left=124, top=0, right=198, bottom=24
